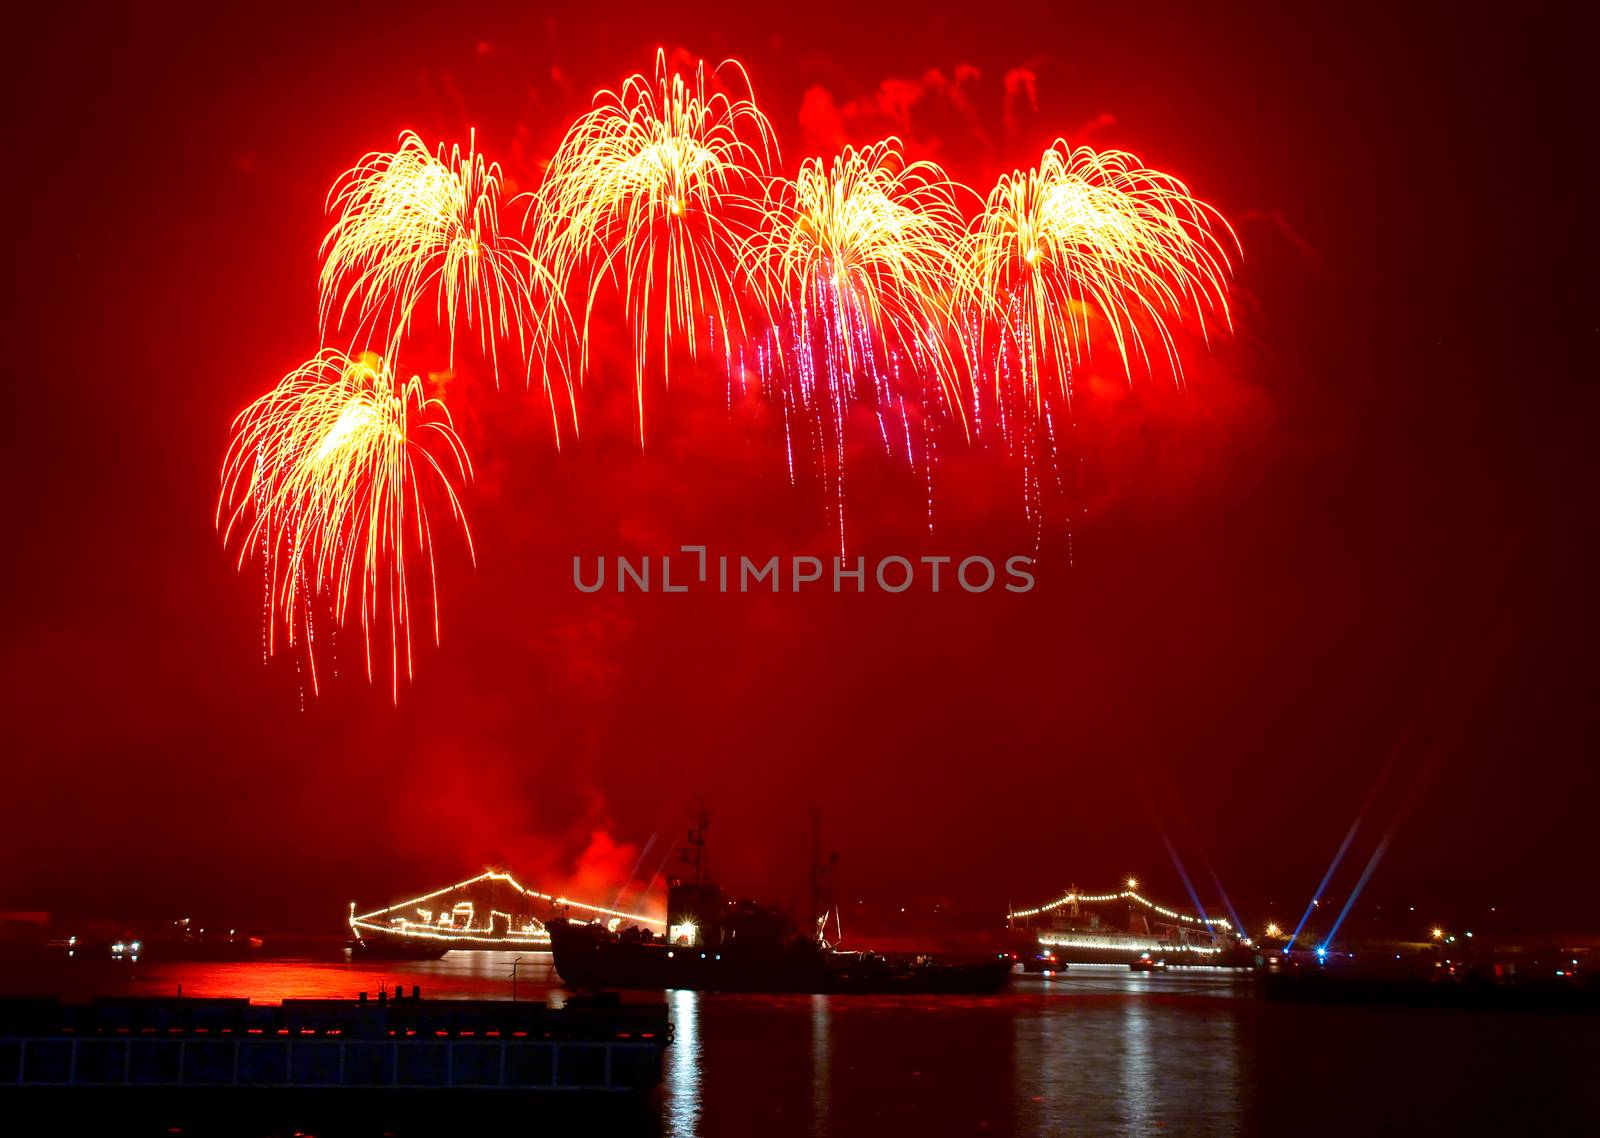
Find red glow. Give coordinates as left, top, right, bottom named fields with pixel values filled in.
left=5, top=3, right=1590, bottom=937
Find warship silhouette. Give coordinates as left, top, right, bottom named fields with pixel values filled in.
left=548, top=809, right=1011, bottom=995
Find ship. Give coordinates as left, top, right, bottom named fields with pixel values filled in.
left=348, top=869, right=662, bottom=956
left=547, top=810, right=1012, bottom=995
left=1007, top=882, right=1256, bottom=968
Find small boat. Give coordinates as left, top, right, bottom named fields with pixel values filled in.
left=829, top=951, right=1016, bottom=994
left=347, top=937, right=449, bottom=961
left=1018, top=949, right=1068, bottom=974
left=1129, top=953, right=1166, bottom=972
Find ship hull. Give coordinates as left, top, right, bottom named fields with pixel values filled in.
left=1008, top=928, right=1254, bottom=968
left=548, top=921, right=1009, bottom=995
left=1038, top=945, right=1233, bottom=967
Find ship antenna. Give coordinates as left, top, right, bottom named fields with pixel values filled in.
left=810, top=808, right=821, bottom=943
left=681, top=800, right=709, bottom=887
left=809, top=807, right=838, bottom=945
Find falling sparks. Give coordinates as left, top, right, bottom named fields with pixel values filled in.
left=224, top=57, right=1240, bottom=696
left=958, top=140, right=1236, bottom=532
left=320, top=130, right=571, bottom=413
left=746, top=139, right=973, bottom=546
left=530, top=49, right=778, bottom=439
left=961, top=140, right=1236, bottom=402
left=751, top=139, right=972, bottom=416
left=218, top=350, right=474, bottom=700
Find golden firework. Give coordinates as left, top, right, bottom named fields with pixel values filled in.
left=960, top=141, right=1236, bottom=401
left=320, top=131, right=569, bottom=402
left=531, top=50, right=777, bottom=437
left=751, top=138, right=972, bottom=411
left=218, top=350, right=474, bottom=698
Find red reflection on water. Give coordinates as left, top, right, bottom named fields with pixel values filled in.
left=6, top=950, right=568, bottom=1005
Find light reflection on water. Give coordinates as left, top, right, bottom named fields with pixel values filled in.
left=8, top=957, right=1598, bottom=1135
left=1011, top=971, right=1245, bottom=1135
left=653, top=974, right=1258, bottom=1136
left=810, top=993, right=830, bottom=1137
left=12, top=948, right=567, bottom=1004
left=665, top=988, right=702, bottom=1138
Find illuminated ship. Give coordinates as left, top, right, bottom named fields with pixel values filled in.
left=348, top=869, right=663, bottom=956
left=1007, top=882, right=1254, bottom=967
left=547, top=812, right=1013, bottom=994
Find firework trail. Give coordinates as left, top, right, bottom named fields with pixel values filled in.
left=222, top=66, right=1246, bottom=700
left=320, top=131, right=573, bottom=428
left=218, top=350, right=474, bottom=700
left=961, top=141, right=1235, bottom=399
left=530, top=50, right=778, bottom=440
left=744, top=139, right=973, bottom=545
left=959, top=141, right=1236, bottom=526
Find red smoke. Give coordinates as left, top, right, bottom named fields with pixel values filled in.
left=797, top=65, right=988, bottom=165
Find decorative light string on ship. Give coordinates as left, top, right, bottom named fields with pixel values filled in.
left=219, top=49, right=1238, bottom=697
left=349, top=869, right=666, bottom=948
left=1007, top=879, right=1239, bottom=957
left=1008, top=880, right=1234, bottom=929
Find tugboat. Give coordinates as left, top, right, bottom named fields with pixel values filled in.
left=547, top=810, right=1011, bottom=995
left=1017, top=948, right=1069, bottom=975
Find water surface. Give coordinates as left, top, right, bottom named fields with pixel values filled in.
left=7, top=953, right=1596, bottom=1135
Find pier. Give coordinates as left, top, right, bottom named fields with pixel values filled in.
left=0, top=992, right=668, bottom=1124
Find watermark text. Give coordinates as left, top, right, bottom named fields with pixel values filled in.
left=573, top=547, right=1035, bottom=594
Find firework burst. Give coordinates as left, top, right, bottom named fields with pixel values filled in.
left=961, top=141, right=1236, bottom=405
left=218, top=350, right=474, bottom=699
left=531, top=49, right=778, bottom=438
left=744, top=139, right=973, bottom=542
left=320, top=131, right=571, bottom=415
left=751, top=139, right=971, bottom=405
left=222, top=67, right=1246, bottom=701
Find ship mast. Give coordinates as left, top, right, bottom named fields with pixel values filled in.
left=809, top=807, right=838, bottom=944
left=680, top=802, right=709, bottom=886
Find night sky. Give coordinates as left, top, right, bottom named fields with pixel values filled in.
left=6, top=2, right=1592, bottom=933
